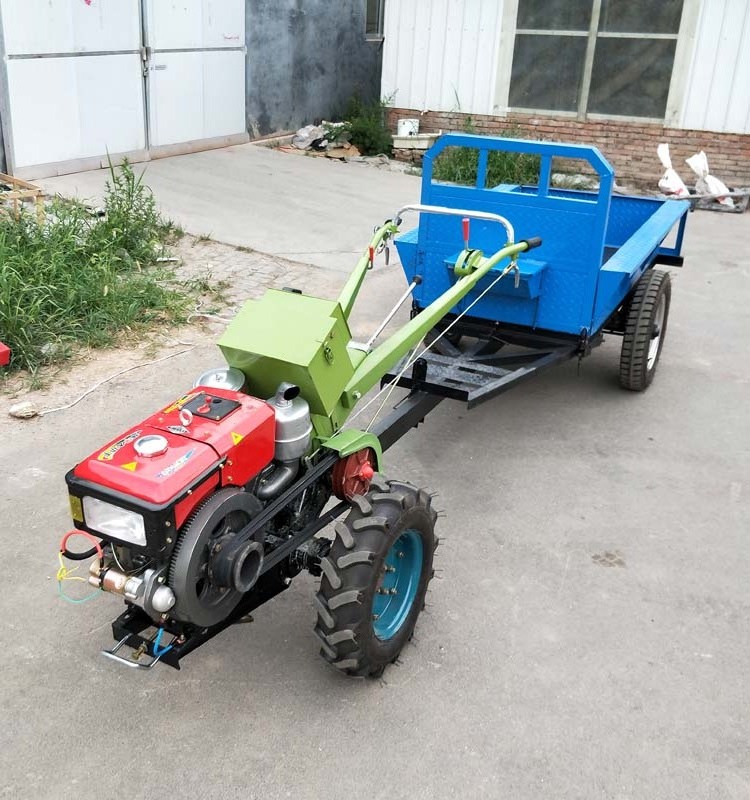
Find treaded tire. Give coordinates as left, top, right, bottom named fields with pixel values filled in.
left=314, top=476, right=438, bottom=678
left=619, top=268, right=671, bottom=391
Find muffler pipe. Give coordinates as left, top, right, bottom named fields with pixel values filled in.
left=255, top=461, right=299, bottom=501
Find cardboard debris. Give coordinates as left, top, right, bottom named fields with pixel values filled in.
left=326, top=145, right=360, bottom=160
left=278, top=143, right=361, bottom=160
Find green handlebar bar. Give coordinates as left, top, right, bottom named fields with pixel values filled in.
left=341, top=238, right=538, bottom=406
left=338, top=222, right=399, bottom=319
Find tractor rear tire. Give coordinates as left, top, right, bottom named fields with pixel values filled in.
left=619, top=268, right=671, bottom=391
left=313, top=477, right=438, bottom=678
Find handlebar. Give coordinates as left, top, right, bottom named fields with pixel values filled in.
left=392, top=203, right=515, bottom=245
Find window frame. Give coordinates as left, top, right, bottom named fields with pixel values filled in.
left=365, top=0, right=385, bottom=41
left=496, top=0, right=698, bottom=125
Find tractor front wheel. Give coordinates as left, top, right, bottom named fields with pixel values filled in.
left=314, top=477, right=438, bottom=678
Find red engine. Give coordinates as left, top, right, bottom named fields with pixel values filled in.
left=66, top=386, right=275, bottom=551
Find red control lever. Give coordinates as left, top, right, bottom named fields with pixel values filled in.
left=368, top=245, right=375, bottom=266
left=462, top=217, right=470, bottom=250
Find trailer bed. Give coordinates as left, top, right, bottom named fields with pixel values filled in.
left=395, top=134, right=689, bottom=340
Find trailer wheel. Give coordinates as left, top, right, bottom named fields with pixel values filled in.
left=313, top=477, right=438, bottom=678
left=619, top=269, right=671, bottom=391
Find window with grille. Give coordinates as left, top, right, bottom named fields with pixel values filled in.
left=509, top=0, right=684, bottom=119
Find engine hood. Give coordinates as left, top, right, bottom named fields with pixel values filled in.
left=72, top=387, right=275, bottom=506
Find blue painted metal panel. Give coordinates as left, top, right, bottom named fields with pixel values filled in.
left=593, top=198, right=689, bottom=330
left=395, top=133, right=689, bottom=337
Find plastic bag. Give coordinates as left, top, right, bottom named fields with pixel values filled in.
left=292, top=125, right=325, bottom=150
left=685, top=151, right=734, bottom=208
left=657, top=143, right=689, bottom=197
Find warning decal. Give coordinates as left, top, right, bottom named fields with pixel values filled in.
left=163, top=392, right=198, bottom=414
left=97, top=430, right=142, bottom=461
left=231, top=432, right=244, bottom=446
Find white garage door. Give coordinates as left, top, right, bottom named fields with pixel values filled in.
left=0, top=0, right=246, bottom=178
left=143, top=0, right=246, bottom=149
left=1, top=0, right=146, bottom=176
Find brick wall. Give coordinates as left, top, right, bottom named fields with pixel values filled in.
left=388, top=108, right=750, bottom=190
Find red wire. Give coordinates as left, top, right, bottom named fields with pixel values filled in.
left=59, top=529, right=104, bottom=561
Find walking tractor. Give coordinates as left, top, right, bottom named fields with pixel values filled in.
left=58, top=135, right=689, bottom=676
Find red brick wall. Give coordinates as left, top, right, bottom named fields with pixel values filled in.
left=388, top=108, right=750, bottom=190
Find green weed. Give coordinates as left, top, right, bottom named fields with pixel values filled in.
left=336, top=95, right=393, bottom=157
left=0, top=161, right=192, bottom=374
left=432, top=121, right=540, bottom=187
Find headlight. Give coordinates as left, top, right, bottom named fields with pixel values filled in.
left=82, top=496, right=146, bottom=546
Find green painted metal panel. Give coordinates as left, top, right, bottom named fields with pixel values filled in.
left=219, top=290, right=355, bottom=416
left=321, top=429, right=383, bottom=469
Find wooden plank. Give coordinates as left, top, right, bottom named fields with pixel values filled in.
left=0, top=171, right=41, bottom=191
left=0, top=171, right=45, bottom=220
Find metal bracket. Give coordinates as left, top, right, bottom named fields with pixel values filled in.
left=101, top=632, right=175, bottom=670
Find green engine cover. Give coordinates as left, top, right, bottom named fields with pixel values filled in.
left=219, top=289, right=356, bottom=417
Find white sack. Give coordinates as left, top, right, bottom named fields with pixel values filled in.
left=685, top=151, right=734, bottom=208
left=657, top=143, right=689, bottom=197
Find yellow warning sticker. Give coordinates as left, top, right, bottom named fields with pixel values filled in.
left=97, top=429, right=142, bottom=461
left=68, top=495, right=83, bottom=522
left=121, top=462, right=138, bottom=472
left=163, top=392, right=197, bottom=414
left=231, top=432, right=244, bottom=446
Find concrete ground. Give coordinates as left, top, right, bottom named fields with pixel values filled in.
left=39, top=142, right=419, bottom=272
left=2, top=146, right=749, bottom=800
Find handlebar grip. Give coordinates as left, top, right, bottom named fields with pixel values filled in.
left=520, top=237, right=542, bottom=250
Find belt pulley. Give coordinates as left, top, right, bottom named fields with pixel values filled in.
left=167, top=488, right=263, bottom=628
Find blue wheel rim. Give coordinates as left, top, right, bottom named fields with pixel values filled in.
left=372, top=529, right=423, bottom=641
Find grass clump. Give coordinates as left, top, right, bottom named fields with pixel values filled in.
left=327, top=96, right=393, bottom=157
left=0, top=161, right=190, bottom=374
left=432, top=120, right=540, bottom=187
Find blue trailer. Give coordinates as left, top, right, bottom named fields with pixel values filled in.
left=388, top=133, right=690, bottom=402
